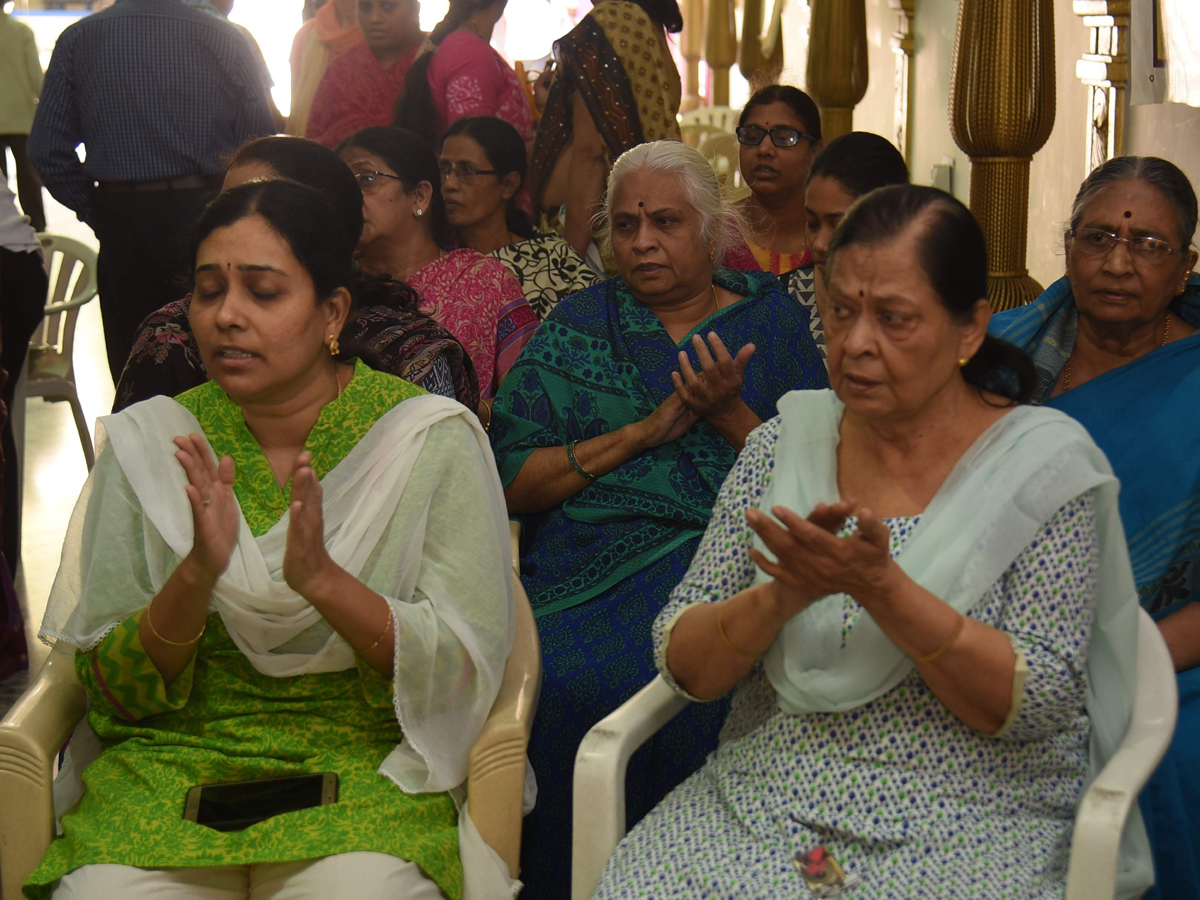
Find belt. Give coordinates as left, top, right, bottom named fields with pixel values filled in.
left=97, top=174, right=223, bottom=193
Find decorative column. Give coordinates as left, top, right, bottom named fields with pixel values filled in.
left=680, top=0, right=706, bottom=112
left=888, top=0, right=916, bottom=161
left=739, top=0, right=785, bottom=92
left=805, top=0, right=869, bottom=140
left=1074, top=0, right=1129, bottom=171
left=949, top=0, right=1055, bottom=312
left=704, top=0, right=738, bottom=107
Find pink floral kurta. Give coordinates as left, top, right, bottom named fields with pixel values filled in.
left=428, top=32, right=536, bottom=144
left=408, top=248, right=539, bottom=397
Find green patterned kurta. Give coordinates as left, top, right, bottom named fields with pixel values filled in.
left=27, top=364, right=464, bottom=900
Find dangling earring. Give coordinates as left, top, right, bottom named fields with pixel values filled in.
left=709, top=248, right=716, bottom=261
left=329, top=336, right=340, bottom=356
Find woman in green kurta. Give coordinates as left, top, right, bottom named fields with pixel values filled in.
left=31, top=180, right=515, bottom=899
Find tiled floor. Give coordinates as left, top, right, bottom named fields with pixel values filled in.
left=2, top=184, right=111, bottom=715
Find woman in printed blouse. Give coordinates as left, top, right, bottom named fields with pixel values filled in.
left=723, top=85, right=824, bottom=276
left=338, top=126, right=538, bottom=417
left=593, top=184, right=1150, bottom=900
left=393, top=0, right=535, bottom=152
left=30, top=179, right=514, bottom=899
left=780, top=131, right=910, bottom=363
left=990, top=156, right=1200, bottom=900
left=528, top=0, right=684, bottom=257
left=490, top=140, right=828, bottom=900
left=305, top=0, right=424, bottom=148
left=440, top=116, right=598, bottom=320
left=114, top=135, right=480, bottom=412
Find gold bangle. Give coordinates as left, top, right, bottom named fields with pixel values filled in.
left=363, top=604, right=394, bottom=654
left=144, top=602, right=206, bottom=646
left=567, top=439, right=597, bottom=481
left=716, top=605, right=759, bottom=659
left=913, top=613, right=965, bottom=665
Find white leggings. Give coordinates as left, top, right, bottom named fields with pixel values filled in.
left=52, top=852, right=446, bottom=900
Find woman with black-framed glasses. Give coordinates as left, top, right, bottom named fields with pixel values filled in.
left=723, top=85, right=824, bottom=276
left=337, top=126, right=538, bottom=416
left=991, top=155, right=1200, bottom=900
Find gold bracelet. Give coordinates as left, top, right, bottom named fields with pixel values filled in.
left=567, top=440, right=597, bottom=481
left=716, top=605, right=759, bottom=659
left=144, top=602, right=206, bottom=646
left=363, top=604, right=394, bottom=654
left=913, top=613, right=965, bottom=665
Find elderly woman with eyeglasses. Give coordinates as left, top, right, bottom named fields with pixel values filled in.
left=338, top=126, right=538, bottom=420
left=991, top=155, right=1200, bottom=900
left=722, top=85, right=824, bottom=276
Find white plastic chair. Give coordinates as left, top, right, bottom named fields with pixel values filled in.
left=0, top=523, right=541, bottom=899
left=572, top=607, right=1178, bottom=900
left=11, top=234, right=99, bottom=510
left=679, top=106, right=747, bottom=199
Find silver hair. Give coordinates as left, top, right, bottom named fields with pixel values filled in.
left=1068, top=155, right=1198, bottom=247
left=595, top=140, right=745, bottom=271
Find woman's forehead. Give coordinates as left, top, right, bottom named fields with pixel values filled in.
left=829, top=236, right=932, bottom=301
left=611, top=169, right=691, bottom=214
left=1081, top=179, right=1179, bottom=235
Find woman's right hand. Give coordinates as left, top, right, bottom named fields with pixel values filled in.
left=174, top=434, right=238, bottom=579
left=632, top=392, right=699, bottom=450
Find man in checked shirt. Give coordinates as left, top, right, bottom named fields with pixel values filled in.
left=28, top=0, right=274, bottom=383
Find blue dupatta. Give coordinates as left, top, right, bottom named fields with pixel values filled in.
left=490, top=268, right=829, bottom=617
left=990, top=274, right=1200, bottom=617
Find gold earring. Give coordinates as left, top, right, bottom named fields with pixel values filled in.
left=957, top=357, right=969, bottom=367
left=709, top=249, right=716, bottom=261
left=329, top=336, right=340, bottom=356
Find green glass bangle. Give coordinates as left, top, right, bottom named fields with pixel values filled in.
left=567, top=439, right=597, bottom=481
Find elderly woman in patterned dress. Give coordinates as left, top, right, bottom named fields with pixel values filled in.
left=593, top=184, right=1151, bottom=900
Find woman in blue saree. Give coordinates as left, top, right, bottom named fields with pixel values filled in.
left=991, top=155, right=1200, bottom=899
left=490, top=142, right=828, bottom=900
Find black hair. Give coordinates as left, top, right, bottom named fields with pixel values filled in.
left=807, top=131, right=909, bottom=196
left=738, top=84, right=821, bottom=140
left=826, top=184, right=1035, bottom=404
left=336, top=126, right=455, bottom=248
left=633, top=0, right=682, bottom=32
left=1069, top=155, right=1198, bottom=248
left=225, top=134, right=420, bottom=313
left=190, top=180, right=412, bottom=364
left=442, top=116, right=534, bottom=239
left=393, top=0, right=504, bottom=147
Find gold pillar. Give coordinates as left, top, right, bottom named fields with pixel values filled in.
left=680, top=0, right=706, bottom=112
left=888, top=0, right=915, bottom=161
left=806, top=0, right=869, bottom=140
left=704, top=0, right=738, bottom=107
left=739, top=0, right=785, bottom=92
left=1074, top=1, right=1129, bottom=171
left=949, top=0, right=1055, bottom=311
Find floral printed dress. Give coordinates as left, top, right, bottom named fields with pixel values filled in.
left=594, top=416, right=1100, bottom=900
left=428, top=31, right=536, bottom=146
left=27, top=367, right=464, bottom=900
left=491, top=231, right=599, bottom=320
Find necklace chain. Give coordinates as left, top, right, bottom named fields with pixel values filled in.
left=1062, top=312, right=1171, bottom=393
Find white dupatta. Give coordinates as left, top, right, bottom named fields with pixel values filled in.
left=756, top=389, right=1151, bottom=898
left=40, top=392, right=515, bottom=797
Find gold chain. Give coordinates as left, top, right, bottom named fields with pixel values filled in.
left=1062, top=312, right=1171, bottom=393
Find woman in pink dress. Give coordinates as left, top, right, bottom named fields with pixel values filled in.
left=338, top=127, right=538, bottom=423
left=393, top=0, right=536, bottom=152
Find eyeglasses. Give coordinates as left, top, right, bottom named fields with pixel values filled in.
left=1071, top=226, right=1184, bottom=265
left=735, top=125, right=817, bottom=148
left=439, top=161, right=499, bottom=184
left=354, top=170, right=404, bottom=193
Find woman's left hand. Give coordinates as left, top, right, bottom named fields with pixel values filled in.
left=672, top=331, right=756, bottom=425
left=746, top=502, right=898, bottom=607
left=283, top=451, right=339, bottom=597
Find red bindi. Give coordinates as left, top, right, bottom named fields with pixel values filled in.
left=1124, top=210, right=1132, bottom=218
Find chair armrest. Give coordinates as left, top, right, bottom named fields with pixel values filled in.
left=1065, top=609, right=1178, bottom=900
left=0, top=645, right=87, bottom=900
left=571, top=675, right=691, bottom=900
left=467, top=570, right=542, bottom=879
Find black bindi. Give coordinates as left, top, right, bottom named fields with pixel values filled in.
left=638, top=201, right=644, bottom=207
left=1124, top=210, right=1132, bottom=218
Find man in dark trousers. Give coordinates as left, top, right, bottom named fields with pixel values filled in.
left=28, top=0, right=274, bottom=383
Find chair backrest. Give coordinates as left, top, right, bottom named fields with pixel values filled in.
left=680, top=106, right=748, bottom=199
left=29, top=234, right=99, bottom=383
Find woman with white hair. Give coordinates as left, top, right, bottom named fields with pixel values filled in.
left=490, top=140, right=828, bottom=900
